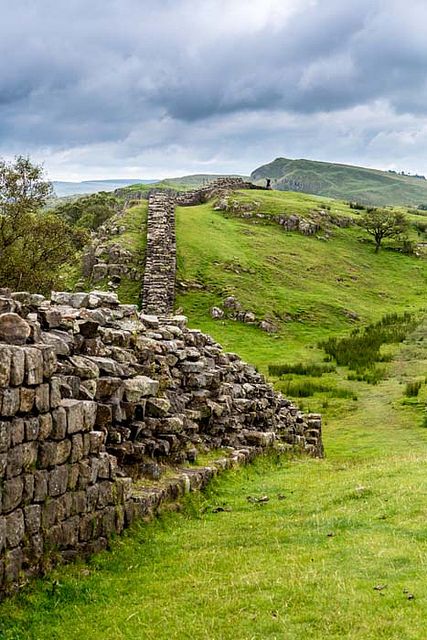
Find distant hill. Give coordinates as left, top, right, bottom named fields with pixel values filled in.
left=53, top=179, right=158, bottom=197
left=120, top=173, right=249, bottom=195
left=251, top=157, right=427, bottom=206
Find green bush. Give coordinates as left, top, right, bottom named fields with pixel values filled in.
left=405, top=380, right=422, bottom=397
left=320, top=313, right=416, bottom=384
left=268, top=362, right=335, bottom=377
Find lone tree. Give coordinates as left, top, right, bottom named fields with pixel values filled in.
left=358, top=208, right=408, bottom=253
left=0, top=156, right=86, bottom=292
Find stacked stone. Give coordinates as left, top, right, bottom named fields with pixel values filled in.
left=0, top=288, right=322, bottom=596
left=141, top=192, right=176, bottom=315
left=176, top=177, right=265, bottom=207
left=81, top=209, right=140, bottom=285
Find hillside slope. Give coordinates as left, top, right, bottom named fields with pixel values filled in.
left=251, top=157, right=427, bottom=206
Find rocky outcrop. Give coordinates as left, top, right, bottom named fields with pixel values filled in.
left=0, top=288, right=322, bottom=596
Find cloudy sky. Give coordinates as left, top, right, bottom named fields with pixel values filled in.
left=2, top=0, right=427, bottom=180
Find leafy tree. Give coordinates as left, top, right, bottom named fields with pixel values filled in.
left=358, top=208, right=409, bottom=252
left=0, top=156, right=87, bottom=293
left=53, top=192, right=119, bottom=230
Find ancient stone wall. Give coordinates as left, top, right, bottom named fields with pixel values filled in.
left=175, top=177, right=265, bottom=206
left=141, top=192, right=176, bottom=315
left=0, top=289, right=322, bottom=596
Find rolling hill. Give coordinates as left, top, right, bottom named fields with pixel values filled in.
left=251, top=157, right=427, bottom=206
left=52, top=178, right=157, bottom=197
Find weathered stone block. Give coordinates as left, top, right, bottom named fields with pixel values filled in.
left=6, top=445, right=24, bottom=478
left=50, top=377, right=62, bottom=409
left=82, top=401, right=97, bottom=431
left=70, top=434, right=84, bottom=463
left=72, top=491, right=87, bottom=516
left=10, top=417, right=24, bottom=447
left=0, top=420, right=10, bottom=453
left=20, top=387, right=35, bottom=413
left=1, top=387, right=20, bottom=416
left=2, top=476, right=24, bottom=512
left=24, top=347, right=44, bottom=385
left=22, top=473, right=35, bottom=503
left=0, top=346, right=11, bottom=388
left=98, top=482, right=114, bottom=508
left=48, top=465, right=69, bottom=497
left=146, top=397, right=171, bottom=417
left=0, top=313, right=31, bottom=345
left=42, top=500, right=58, bottom=529
left=51, top=407, right=67, bottom=439
left=22, top=442, right=38, bottom=472
left=61, top=399, right=84, bottom=434
left=61, top=516, right=79, bottom=547
left=95, top=403, right=112, bottom=428
left=25, top=416, right=39, bottom=441
left=89, top=431, right=105, bottom=455
left=95, top=377, right=123, bottom=401
left=4, top=547, right=23, bottom=584
left=34, top=344, right=57, bottom=378
left=23, top=504, right=41, bottom=535
left=38, top=413, right=52, bottom=440
left=33, top=470, right=48, bottom=502
left=9, top=347, right=25, bottom=386
left=69, top=356, right=100, bottom=380
left=0, top=516, right=5, bottom=552
left=67, top=464, right=80, bottom=491
left=38, top=440, right=71, bottom=468
left=0, top=453, right=6, bottom=478
left=35, top=384, right=50, bottom=413
left=86, top=484, right=99, bottom=511
left=123, top=376, right=159, bottom=402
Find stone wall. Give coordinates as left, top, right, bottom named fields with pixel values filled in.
left=141, top=192, right=176, bottom=315
left=141, top=178, right=266, bottom=315
left=175, top=177, right=266, bottom=206
left=0, top=289, right=322, bottom=596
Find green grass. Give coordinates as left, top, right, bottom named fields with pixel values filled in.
left=251, top=156, right=427, bottom=206
left=175, top=193, right=427, bottom=370
left=4, top=190, right=427, bottom=638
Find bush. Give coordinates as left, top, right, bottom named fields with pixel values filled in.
left=268, top=363, right=335, bottom=377
left=53, top=192, right=120, bottom=230
left=319, top=313, right=416, bottom=384
left=405, top=380, right=422, bottom=397
left=278, top=379, right=355, bottom=399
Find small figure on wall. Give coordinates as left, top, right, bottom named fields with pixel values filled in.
left=266, top=178, right=271, bottom=189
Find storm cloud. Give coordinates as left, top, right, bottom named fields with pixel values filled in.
left=1, top=0, right=427, bottom=179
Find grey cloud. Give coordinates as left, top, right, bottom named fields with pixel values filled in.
left=0, top=0, right=427, bottom=177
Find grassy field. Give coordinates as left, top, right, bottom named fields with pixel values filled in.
left=2, top=189, right=427, bottom=638
left=251, top=157, right=427, bottom=206
left=175, top=191, right=427, bottom=370
left=2, top=323, right=427, bottom=639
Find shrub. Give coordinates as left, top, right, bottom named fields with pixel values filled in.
left=268, top=363, right=335, bottom=377
left=320, top=313, right=416, bottom=384
left=405, top=380, right=422, bottom=397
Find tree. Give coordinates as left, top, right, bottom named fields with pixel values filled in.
left=53, top=191, right=119, bottom=230
left=358, top=208, right=408, bottom=253
left=0, top=156, right=86, bottom=293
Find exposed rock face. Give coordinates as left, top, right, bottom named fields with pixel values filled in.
left=0, top=289, right=322, bottom=597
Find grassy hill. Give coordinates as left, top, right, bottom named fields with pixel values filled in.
left=5, top=188, right=427, bottom=638
left=251, top=157, right=427, bottom=206
left=118, top=173, right=249, bottom=196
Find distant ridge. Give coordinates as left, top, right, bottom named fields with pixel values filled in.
left=53, top=178, right=158, bottom=197
left=250, top=157, right=427, bottom=206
